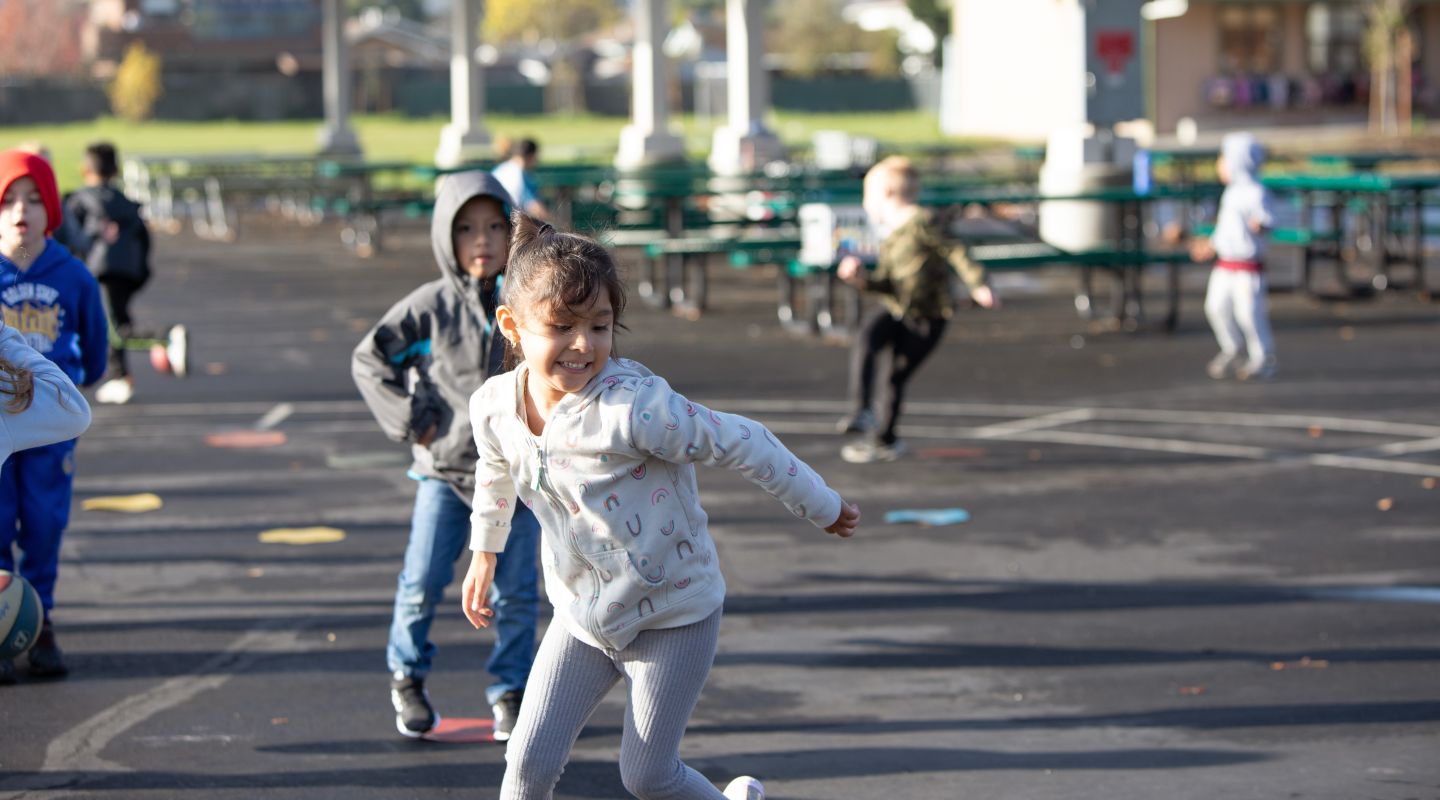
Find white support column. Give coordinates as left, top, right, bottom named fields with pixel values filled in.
left=616, top=0, right=685, bottom=169
left=317, top=0, right=362, bottom=157
left=435, top=0, right=490, bottom=167
left=709, top=0, right=784, bottom=175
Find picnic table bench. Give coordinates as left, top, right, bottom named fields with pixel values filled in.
left=124, top=153, right=322, bottom=241
left=635, top=232, right=802, bottom=316
left=776, top=241, right=1195, bottom=339
left=1262, top=172, right=1440, bottom=298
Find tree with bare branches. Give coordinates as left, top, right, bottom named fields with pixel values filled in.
left=1365, top=0, right=1415, bottom=136
left=483, top=0, right=620, bottom=113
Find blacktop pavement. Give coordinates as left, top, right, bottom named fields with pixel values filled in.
left=2, top=218, right=1439, bottom=800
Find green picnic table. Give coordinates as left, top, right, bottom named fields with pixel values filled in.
left=1262, top=171, right=1440, bottom=298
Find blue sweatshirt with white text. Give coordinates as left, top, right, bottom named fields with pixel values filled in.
left=1, top=239, right=109, bottom=387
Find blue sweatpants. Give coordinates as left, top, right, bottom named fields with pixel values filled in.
left=0, top=438, right=78, bottom=616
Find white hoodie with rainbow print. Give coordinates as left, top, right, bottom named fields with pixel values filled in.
left=469, top=357, right=842, bottom=653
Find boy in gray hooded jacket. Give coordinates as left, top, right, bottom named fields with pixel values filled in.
left=1190, top=132, right=1277, bottom=381
left=352, top=171, right=538, bottom=741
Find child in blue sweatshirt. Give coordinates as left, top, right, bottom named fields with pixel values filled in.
left=0, top=149, right=109, bottom=682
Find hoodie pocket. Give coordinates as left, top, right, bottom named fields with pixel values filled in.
left=589, top=548, right=649, bottom=636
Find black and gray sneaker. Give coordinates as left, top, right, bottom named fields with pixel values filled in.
left=26, top=621, right=68, bottom=679
left=491, top=689, right=523, bottom=742
left=390, top=672, right=438, bottom=738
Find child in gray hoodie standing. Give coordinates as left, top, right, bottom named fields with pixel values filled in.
left=461, top=215, right=860, bottom=800
left=352, top=171, right=539, bottom=741
left=1190, top=132, right=1277, bottom=381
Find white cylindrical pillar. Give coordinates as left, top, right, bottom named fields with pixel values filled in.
left=436, top=0, right=491, bottom=167
left=709, top=0, right=783, bottom=174
left=617, top=0, right=685, bottom=168
left=317, top=0, right=362, bottom=156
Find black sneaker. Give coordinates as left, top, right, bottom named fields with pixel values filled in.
left=26, top=621, right=68, bottom=679
left=491, top=689, right=523, bottom=742
left=0, top=658, right=16, bottom=686
left=390, top=673, right=438, bottom=738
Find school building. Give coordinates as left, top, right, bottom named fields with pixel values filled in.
left=945, top=0, right=1440, bottom=139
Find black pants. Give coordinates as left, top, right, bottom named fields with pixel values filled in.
left=848, top=309, right=947, bottom=445
left=100, top=276, right=146, bottom=379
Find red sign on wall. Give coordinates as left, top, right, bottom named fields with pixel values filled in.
left=1096, top=29, right=1135, bottom=77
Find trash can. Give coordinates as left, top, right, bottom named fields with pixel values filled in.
left=1038, top=160, right=1132, bottom=252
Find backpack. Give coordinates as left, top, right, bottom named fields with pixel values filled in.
left=63, top=186, right=151, bottom=285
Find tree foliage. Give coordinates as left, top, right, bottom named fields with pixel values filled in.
left=906, top=0, right=949, bottom=64
left=108, top=43, right=165, bottom=123
left=770, top=0, right=900, bottom=77
left=482, top=0, right=620, bottom=45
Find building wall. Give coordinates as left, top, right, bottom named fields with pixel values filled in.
left=1421, top=6, right=1440, bottom=103
left=1152, top=1, right=1440, bottom=133
left=945, top=0, right=1086, bottom=140
left=1280, top=2, right=1307, bottom=75
left=1153, top=2, right=1220, bottom=132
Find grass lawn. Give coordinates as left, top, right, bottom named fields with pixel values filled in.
left=2, top=111, right=1001, bottom=192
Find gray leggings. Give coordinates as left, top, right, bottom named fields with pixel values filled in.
left=499, top=608, right=727, bottom=800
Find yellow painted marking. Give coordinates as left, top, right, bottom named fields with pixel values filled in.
left=82, top=493, right=164, bottom=513
left=258, top=527, right=347, bottom=545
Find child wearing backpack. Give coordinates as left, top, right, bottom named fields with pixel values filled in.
left=60, top=142, right=152, bottom=404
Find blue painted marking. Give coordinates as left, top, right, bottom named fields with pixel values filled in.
left=883, top=508, right=970, bottom=527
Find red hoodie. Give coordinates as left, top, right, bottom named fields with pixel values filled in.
left=0, top=150, right=63, bottom=236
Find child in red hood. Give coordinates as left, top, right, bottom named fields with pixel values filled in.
left=0, top=149, right=108, bottom=684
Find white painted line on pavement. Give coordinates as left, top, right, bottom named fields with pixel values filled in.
left=971, top=408, right=1094, bottom=439
left=39, top=627, right=304, bottom=777
left=1368, top=436, right=1440, bottom=456
left=1308, top=454, right=1440, bottom=478
left=701, top=397, right=1076, bottom=417
left=66, top=503, right=411, bottom=535
left=90, top=399, right=370, bottom=418
left=709, top=397, right=1440, bottom=438
left=1002, top=429, right=1275, bottom=460
left=254, top=402, right=294, bottom=431
left=1086, top=407, right=1440, bottom=438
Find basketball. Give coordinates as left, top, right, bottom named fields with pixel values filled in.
left=0, top=570, right=44, bottom=660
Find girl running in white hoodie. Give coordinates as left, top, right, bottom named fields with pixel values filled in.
left=461, top=214, right=860, bottom=800
left=1, top=323, right=91, bottom=466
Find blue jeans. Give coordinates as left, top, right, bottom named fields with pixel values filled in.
left=0, top=439, right=77, bottom=616
left=387, top=477, right=539, bottom=706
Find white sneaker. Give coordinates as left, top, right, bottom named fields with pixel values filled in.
left=95, top=378, right=134, bottom=405
left=841, top=438, right=908, bottom=464
left=1235, top=359, right=1277, bottom=382
left=723, top=776, right=765, bottom=800
left=1205, top=352, right=1239, bottom=380
left=167, top=325, right=189, bottom=378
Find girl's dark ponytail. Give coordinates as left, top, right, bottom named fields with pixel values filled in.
left=502, top=211, right=627, bottom=342
left=0, top=358, right=35, bottom=413
left=508, top=211, right=553, bottom=260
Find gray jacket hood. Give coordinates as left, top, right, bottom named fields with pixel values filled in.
left=1213, top=132, right=1274, bottom=262
left=350, top=171, right=518, bottom=499
left=1222, top=132, right=1263, bottom=184
left=430, top=170, right=516, bottom=311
